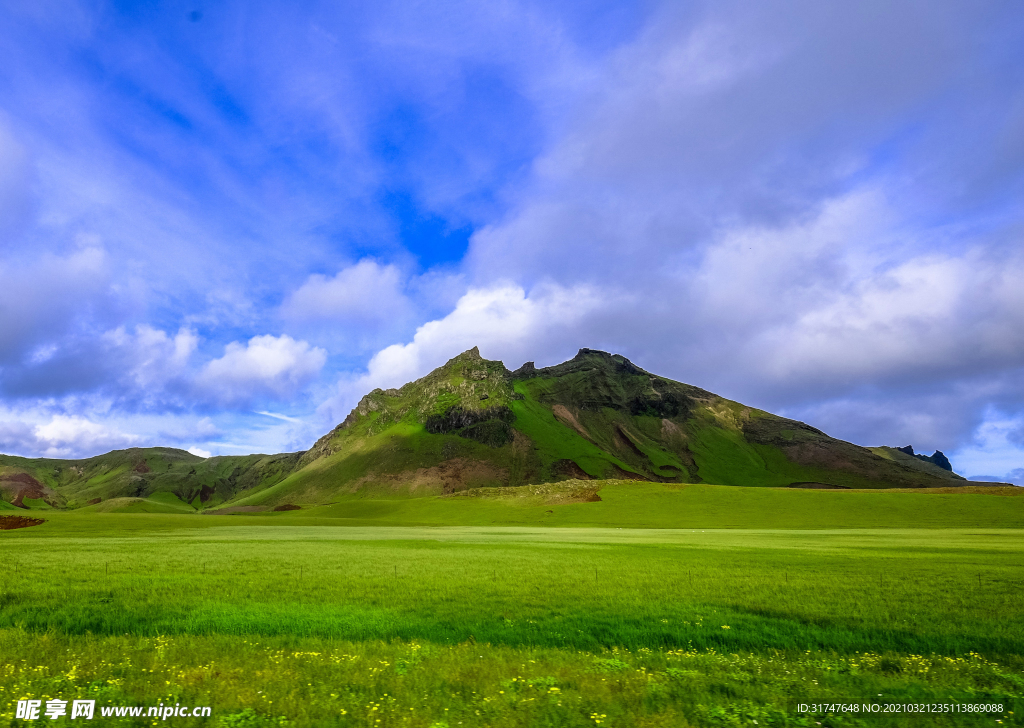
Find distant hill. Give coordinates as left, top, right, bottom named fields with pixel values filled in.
left=0, top=347, right=1005, bottom=511
left=0, top=447, right=299, bottom=510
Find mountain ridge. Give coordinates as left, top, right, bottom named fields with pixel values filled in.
left=0, top=347, right=1009, bottom=512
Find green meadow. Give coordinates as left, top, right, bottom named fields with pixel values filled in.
left=2, top=485, right=1023, bottom=726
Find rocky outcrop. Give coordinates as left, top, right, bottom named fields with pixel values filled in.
left=897, top=445, right=954, bottom=472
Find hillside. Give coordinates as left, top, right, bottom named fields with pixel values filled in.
left=0, top=447, right=300, bottom=510
left=0, top=347, right=1002, bottom=512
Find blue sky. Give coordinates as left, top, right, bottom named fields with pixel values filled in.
left=1, top=0, right=1023, bottom=483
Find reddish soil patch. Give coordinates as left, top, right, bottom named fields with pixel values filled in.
left=87, top=498, right=102, bottom=505
left=552, top=459, right=592, bottom=480
left=0, top=472, right=48, bottom=507
left=133, top=460, right=152, bottom=474
left=0, top=515, right=45, bottom=530
left=273, top=504, right=301, bottom=511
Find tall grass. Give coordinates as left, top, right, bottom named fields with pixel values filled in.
left=0, top=631, right=1020, bottom=727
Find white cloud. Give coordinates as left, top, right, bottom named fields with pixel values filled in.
left=950, top=410, right=1024, bottom=479
left=104, top=325, right=199, bottom=390
left=36, top=416, right=138, bottom=458
left=0, top=415, right=140, bottom=459
left=187, top=446, right=212, bottom=458
left=754, top=247, right=1024, bottom=388
left=198, top=334, right=327, bottom=405
left=281, top=260, right=408, bottom=324
left=319, top=283, right=604, bottom=423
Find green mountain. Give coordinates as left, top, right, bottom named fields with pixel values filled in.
left=0, top=347, right=995, bottom=512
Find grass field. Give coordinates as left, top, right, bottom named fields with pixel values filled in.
left=53, top=480, right=1024, bottom=529
left=2, top=489, right=1023, bottom=726
left=290, top=481, right=1024, bottom=529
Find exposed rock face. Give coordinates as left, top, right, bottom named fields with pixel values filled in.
left=425, top=405, right=516, bottom=447
left=896, top=445, right=954, bottom=472
left=512, top=361, right=537, bottom=378
left=425, top=405, right=514, bottom=434
left=929, top=450, right=953, bottom=471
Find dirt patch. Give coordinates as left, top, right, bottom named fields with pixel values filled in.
left=0, top=515, right=45, bottom=530
left=368, top=458, right=507, bottom=495
left=614, top=425, right=647, bottom=458
left=787, top=482, right=851, bottom=490
left=278, top=456, right=509, bottom=503
left=2, top=472, right=40, bottom=485
left=0, top=472, right=49, bottom=507
left=660, top=418, right=686, bottom=441
left=608, top=464, right=649, bottom=481
left=273, top=503, right=301, bottom=511
left=133, top=460, right=151, bottom=474
left=552, top=459, right=591, bottom=480
left=86, top=498, right=102, bottom=505
left=433, top=458, right=506, bottom=494
left=552, top=405, right=593, bottom=441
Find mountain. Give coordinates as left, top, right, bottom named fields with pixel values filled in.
left=0, top=347, right=993, bottom=512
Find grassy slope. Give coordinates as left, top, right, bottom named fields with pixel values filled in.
left=871, top=445, right=965, bottom=481
left=224, top=424, right=518, bottom=508
left=508, top=383, right=636, bottom=478
left=73, top=491, right=199, bottom=514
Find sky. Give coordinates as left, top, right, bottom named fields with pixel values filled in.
left=1, top=1, right=1023, bottom=483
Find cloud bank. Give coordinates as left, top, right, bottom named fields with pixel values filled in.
left=0, top=0, right=1022, bottom=481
